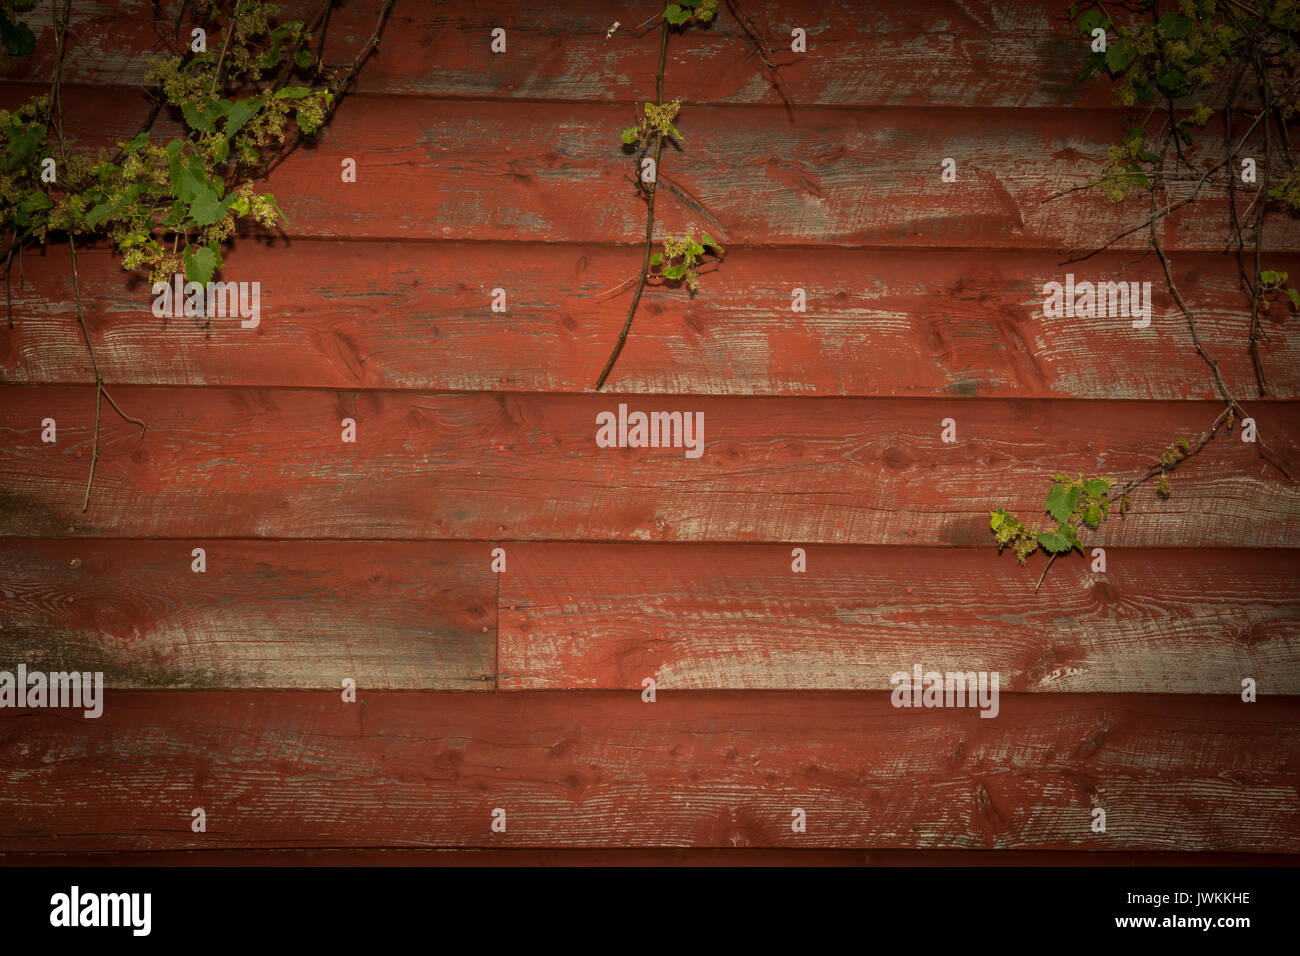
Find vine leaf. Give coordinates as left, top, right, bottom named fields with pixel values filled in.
left=181, top=101, right=218, bottom=134
left=1082, top=477, right=1111, bottom=498
left=1105, top=43, right=1134, bottom=74
left=0, top=16, right=34, bottom=57
left=1036, top=524, right=1081, bottom=555
left=166, top=143, right=208, bottom=204
left=1045, top=481, right=1080, bottom=523
left=225, top=96, right=264, bottom=140
left=1077, top=9, right=1106, bottom=33
left=182, top=245, right=219, bottom=285
left=188, top=190, right=237, bottom=228
left=1158, top=12, right=1192, bottom=40
left=85, top=183, right=142, bottom=229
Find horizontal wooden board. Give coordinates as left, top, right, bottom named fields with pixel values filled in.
left=1, top=84, right=1284, bottom=251
left=3, top=539, right=1294, bottom=693
left=7, top=242, right=1299, bottom=399
left=498, top=544, right=1300, bottom=693
left=3, top=388, right=1296, bottom=545
left=1, top=691, right=1297, bottom=851
left=10, top=853, right=1300, bottom=868
left=11, top=0, right=1128, bottom=108
left=0, top=539, right=495, bottom=689
left=3, top=848, right=1297, bottom=866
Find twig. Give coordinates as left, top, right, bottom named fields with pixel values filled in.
left=255, top=0, right=393, bottom=182
left=594, top=273, right=639, bottom=299
left=48, top=0, right=148, bottom=511
left=1033, top=399, right=1239, bottom=593
left=69, top=236, right=147, bottom=512
left=208, top=16, right=234, bottom=95
left=1148, top=140, right=1296, bottom=481
left=594, top=16, right=671, bottom=391
left=1148, top=158, right=1233, bottom=404
left=1247, top=51, right=1270, bottom=395
left=3, top=240, right=13, bottom=329
left=1040, top=180, right=1113, bottom=204
left=655, top=170, right=729, bottom=236
left=1023, top=44, right=1300, bottom=588
left=171, top=0, right=192, bottom=32
left=267, top=0, right=332, bottom=97
left=1047, top=105, right=1270, bottom=263
left=323, top=0, right=392, bottom=119
left=1033, top=554, right=1057, bottom=592
left=107, top=16, right=207, bottom=164
left=724, top=0, right=795, bottom=111
left=0, top=226, right=33, bottom=267
left=1058, top=195, right=1198, bottom=263
left=314, top=0, right=333, bottom=63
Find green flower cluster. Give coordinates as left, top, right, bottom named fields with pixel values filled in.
left=621, top=98, right=685, bottom=148
left=650, top=231, right=725, bottom=292
left=990, top=473, right=1117, bottom=565
left=664, top=0, right=718, bottom=27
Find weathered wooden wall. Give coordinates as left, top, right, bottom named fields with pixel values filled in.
left=1, top=0, right=1298, bottom=860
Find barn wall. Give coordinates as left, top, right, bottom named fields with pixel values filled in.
left=1, top=0, right=1298, bottom=858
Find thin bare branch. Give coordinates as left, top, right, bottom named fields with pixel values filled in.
left=723, top=0, right=796, bottom=111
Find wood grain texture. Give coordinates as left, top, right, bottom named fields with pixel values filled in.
left=4, top=0, right=1298, bottom=866
left=4, top=848, right=1297, bottom=866
left=3, top=539, right=1294, bottom=693
left=0, top=84, right=1283, bottom=251
left=7, top=242, right=1299, bottom=399
left=0, top=540, right=495, bottom=689
left=498, top=544, right=1300, bottom=693
left=2, top=387, right=1296, bottom=545
left=10, top=0, right=1131, bottom=108
left=1, top=691, right=1297, bottom=851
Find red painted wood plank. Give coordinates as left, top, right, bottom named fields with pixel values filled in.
left=498, top=544, right=1300, bottom=693
left=4, top=539, right=1293, bottom=693
left=6, top=242, right=1299, bottom=399
left=9, top=0, right=1129, bottom=108
left=0, top=85, right=1283, bottom=250
left=0, top=539, right=495, bottom=689
left=2, top=388, right=1296, bottom=545
left=1, top=690, right=1296, bottom=851
left=3, top=848, right=1296, bottom=866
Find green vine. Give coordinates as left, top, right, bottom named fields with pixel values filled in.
left=3, top=1, right=341, bottom=290
left=992, top=0, right=1300, bottom=585
left=992, top=473, right=1118, bottom=564
left=593, top=0, right=789, bottom=390
left=2, top=0, right=393, bottom=509
left=666, top=0, right=719, bottom=26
